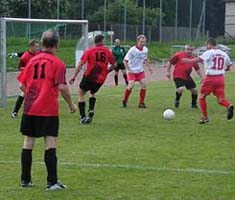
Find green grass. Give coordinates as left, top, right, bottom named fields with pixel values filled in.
left=1, top=73, right=235, bottom=199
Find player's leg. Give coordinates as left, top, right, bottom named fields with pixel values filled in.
left=21, top=136, right=35, bottom=187
left=199, top=78, right=211, bottom=124
left=186, top=79, right=198, bottom=109
left=122, top=80, right=135, bottom=107
left=138, top=78, right=147, bottom=108
left=174, top=78, right=186, bottom=108
left=214, top=78, right=234, bottom=120
left=44, top=136, right=66, bottom=190
left=78, top=77, right=89, bottom=123
left=114, top=67, right=119, bottom=86
left=11, top=91, right=25, bottom=118
left=121, top=65, right=128, bottom=85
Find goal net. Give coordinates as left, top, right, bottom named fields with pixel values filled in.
left=0, top=18, right=88, bottom=108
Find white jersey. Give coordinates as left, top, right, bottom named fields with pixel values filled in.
left=199, top=48, right=232, bottom=75
left=124, top=46, right=148, bottom=73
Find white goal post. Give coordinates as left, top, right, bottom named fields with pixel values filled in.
left=0, top=17, right=88, bottom=108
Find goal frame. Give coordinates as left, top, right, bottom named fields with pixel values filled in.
left=0, top=17, right=88, bottom=108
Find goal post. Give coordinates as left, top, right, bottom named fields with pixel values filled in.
left=0, top=17, right=88, bottom=109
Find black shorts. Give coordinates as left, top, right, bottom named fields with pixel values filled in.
left=20, top=114, right=59, bottom=138
left=114, top=63, right=126, bottom=72
left=79, top=77, right=103, bottom=94
left=174, top=78, right=196, bottom=90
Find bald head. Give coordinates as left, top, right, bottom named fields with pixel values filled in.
left=42, top=29, right=59, bottom=48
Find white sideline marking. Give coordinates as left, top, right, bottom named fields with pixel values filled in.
left=0, top=160, right=235, bottom=175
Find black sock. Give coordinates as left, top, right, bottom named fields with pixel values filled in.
left=21, top=149, right=32, bottom=182
left=13, top=96, right=24, bottom=113
left=123, top=74, right=128, bottom=85
left=114, top=75, right=118, bottom=86
left=44, top=148, right=57, bottom=185
left=175, top=91, right=182, bottom=101
left=192, top=94, right=198, bottom=105
left=89, top=97, right=96, bottom=112
left=78, top=102, right=86, bottom=118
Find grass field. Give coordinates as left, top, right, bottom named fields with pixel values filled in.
left=1, top=74, right=235, bottom=199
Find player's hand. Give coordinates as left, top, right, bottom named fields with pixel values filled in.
left=69, top=78, right=75, bottom=85
left=149, top=67, right=153, bottom=74
left=69, top=103, right=77, bottom=113
left=166, top=73, right=171, bottom=79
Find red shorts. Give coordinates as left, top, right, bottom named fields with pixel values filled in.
left=200, top=75, right=225, bottom=98
left=128, top=72, right=145, bottom=81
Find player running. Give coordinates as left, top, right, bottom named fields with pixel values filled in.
left=69, top=34, right=116, bottom=124
left=11, top=39, right=39, bottom=118
left=166, top=45, right=203, bottom=108
left=112, top=38, right=128, bottom=86
left=122, top=34, right=152, bottom=108
left=183, top=38, right=234, bottom=124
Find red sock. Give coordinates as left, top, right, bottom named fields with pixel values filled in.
left=139, top=89, right=146, bottom=104
left=200, top=98, right=208, bottom=117
left=218, top=99, right=230, bottom=108
left=123, top=89, right=132, bottom=103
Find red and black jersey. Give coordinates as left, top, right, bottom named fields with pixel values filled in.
left=81, top=45, right=115, bottom=84
left=17, top=51, right=66, bottom=117
left=18, top=51, right=39, bottom=71
left=169, top=52, right=200, bottom=80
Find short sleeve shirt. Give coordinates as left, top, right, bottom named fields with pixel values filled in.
left=199, top=49, right=232, bottom=75
left=124, top=46, right=148, bottom=74
left=81, top=45, right=116, bottom=83
left=169, top=52, right=200, bottom=80
left=18, top=51, right=38, bottom=71
left=17, top=51, right=66, bottom=116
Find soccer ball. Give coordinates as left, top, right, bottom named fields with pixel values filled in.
left=163, top=109, right=175, bottom=120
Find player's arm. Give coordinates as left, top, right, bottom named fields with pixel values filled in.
left=182, top=57, right=203, bottom=64
left=166, top=61, right=172, bottom=79
left=108, top=63, right=117, bottom=73
left=225, top=64, right=232, bottom=71
left=69, top=60, right=85, bottom=84
left=144, top=59, right=152, bottom=74
left=58, top=84, right=76, bottom=113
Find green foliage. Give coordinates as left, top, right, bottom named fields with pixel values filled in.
left=1, top=74, right=235, bottom=199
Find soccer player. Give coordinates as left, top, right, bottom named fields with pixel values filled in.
left=69, top=34, right=116, bottom=124
left=166, top=45, right=203, bottom=108
left=122, top=34, right=152, bottom=108
left=183, top=38, right=234, bottom=124
left=17, top=30, right=76, bottom=190
left=112, top=38, right=128, bottom=86
left=11, top=39, right=39, bottom=118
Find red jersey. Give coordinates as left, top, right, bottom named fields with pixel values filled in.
left=169, top=52, right=200, bottom=80
left=17, top=51, right=66, bottom=117
left=81, top=45, right=115, bottom=83
left=18, top=51, right=38, bottom=71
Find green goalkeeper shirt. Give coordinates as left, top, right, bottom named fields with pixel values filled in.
left=112, top=46, right=126, bottom=65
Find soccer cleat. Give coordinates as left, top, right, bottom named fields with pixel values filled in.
left=191, top=104, right=198, bottom=109
left=80, top=117, right=88, bottom=124
left=122, top=101, right=127, bottom=108
left=11, top=112, right=18, bottom=118
left=174, top=100, right=179, bottom=108
left=199, top=117, right=209, bottom=124
left=20, top=181, right=34, bottom=188
left=138, top=103, right=147, bottom=108
left=227, top=105, right=234, bottom=120
left=86, top=110, right=94, bottom=124
left=46, top=180, right=67, bottom=191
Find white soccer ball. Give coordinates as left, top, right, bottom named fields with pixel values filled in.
left=163, top=109, right=175, bottom=120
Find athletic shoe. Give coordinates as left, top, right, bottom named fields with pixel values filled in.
left=138, top=103, right=147, bottom=108
left=11, top=112, right=18, bottom=118
left=80, top=117, right=88, bottom=124
left=20, top=181, right=33, bottom=188
left=122, top=101, right=127, bottom=108
left=191, top=104, right=198, bottom=109
left=86, top=110, right=94, bottom=124
left=46, top=180, right=67, bottom=191
left=174, top=100, right=179, bottom=108
left=199, top=117, right=209, bottom=124
left=227, top=105, right=234, bottom=120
